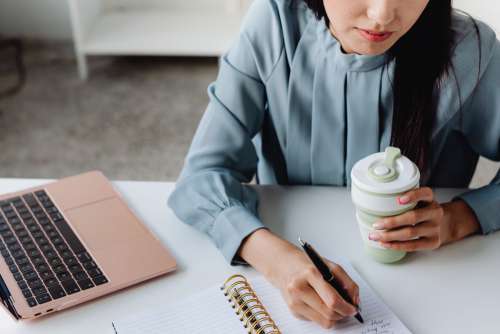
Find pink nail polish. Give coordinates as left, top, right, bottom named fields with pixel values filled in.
left=369, top=233, right=379, bottom=241
left=398, top=196, right=409, bottom=204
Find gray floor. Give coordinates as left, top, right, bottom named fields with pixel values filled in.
left=0, top=40, right=498, bottom=187
left=0, top=40, right=217, bottom=181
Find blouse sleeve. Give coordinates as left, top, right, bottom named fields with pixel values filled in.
left=167, top=0, right=284, bottom=264
left=454, top=39, right=500, bottom=234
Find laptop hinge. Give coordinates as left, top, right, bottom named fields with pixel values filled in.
left=0, top=273, right=20, bottom=320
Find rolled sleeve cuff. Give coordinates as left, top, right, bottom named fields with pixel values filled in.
left=211, top=206, right=266, bottom=265
left=454, top=185, right=500, bottom=235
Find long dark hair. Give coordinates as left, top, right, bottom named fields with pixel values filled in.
left=303, top=0, right=458, bottom=175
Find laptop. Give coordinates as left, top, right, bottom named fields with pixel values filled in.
left=0, top=171, right=176, bottom=319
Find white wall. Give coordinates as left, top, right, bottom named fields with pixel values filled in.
left=0, top=0, right=498, bottom=39
left=454, top=0, right=500, bottom=33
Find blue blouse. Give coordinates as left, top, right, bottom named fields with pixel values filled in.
left=168, top=0, right=500, bottom=264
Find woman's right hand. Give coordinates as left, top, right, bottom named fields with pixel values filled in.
left=238, top=229, right=360, bottom=329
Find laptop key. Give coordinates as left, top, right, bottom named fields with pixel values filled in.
left=74, top=271, right=88, bottom=281
left=61, top=279, right=80, bottom=295
left=20, top=264, right=34, bottom=274
left=35, top=190, right=46, bottom=198
left=36, top=237, right=49, bottom=246
left=19, top=235, right=31, bottom=244
left=93, top=276, right=108, bottom=286
left=22, top=289, right=32, bottom=298
left=55, top=243, right=68, bottom=252
left=32, top=256, right=45, bottom=266
left=18, top=280, right=28, bottom=290
left=53, top=265, right=66, bottom=274
left=24, top=271, right=38, bottom=281
left=77, top=279, right=94, bottom=290
left=14, top=272, right=23, bottom=281
left=32, top=287, right=48, bottom=297
left=15, top=257, right=30, bottom=266
left=51, top=237, right=63, bottom=245
left=9, top=264, right=18, bottom=273
left=38, top=218, right=50, bottom=226
left=12, top=223, right=25, bottom=232
left=48, top=258, right=62, bottom=267
left=28, top=280, right=44, bottom=290
left=76, top=252, right=91, bottom=262
left=44, top=277, right=59, bottom=287
left=35, top=294, right=51, bottom=305
left=23, top=194, right=37, bottom=204
left=32, top=231, right=44, bottom=239
left=83, top=261, right=97, bottom=270
left=8, top=243, right=21, bottom=252
left=1, top=230, right=14, bottom=238
left=41, top=200, right=54, bottom=208
left=46, top=207, right=57, bottom=214
left=26, top=297, right=37, bottom=307
left=5, top=236, right=18, bottom=245
left=57, top=271, right=71, bottom=280
left=64, top=257, right=78, bottom=266
left=4, top=256, right=14, bottom=265
left=28, top=249, right=41, bottom=258
left=39, top=243, right=52, bottom=252
left=48, top=285, right=66, bottom=299
left=39, top=271, right=54, bottom=280
left=54, top=220, right=86, bottom=255
left=69, top=264, right=83, bottom=274
left=36, top=263, right=50, bottom=273
left=24, top=243, right=37, bottom=251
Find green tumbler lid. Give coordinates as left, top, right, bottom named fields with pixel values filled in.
left=368, top=147, right=401, bottom=183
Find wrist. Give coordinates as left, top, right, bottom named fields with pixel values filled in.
left=442, top=199, right=481, bottom=244
left=238, top=228, right=299, bottom=281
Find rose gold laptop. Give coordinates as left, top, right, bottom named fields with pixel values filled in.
left=0, top=171, right=176, bottom=320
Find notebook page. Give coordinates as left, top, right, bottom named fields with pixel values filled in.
left=112, top=286, right=246, bottom=334
left=252, top=261, right=411, bottom=334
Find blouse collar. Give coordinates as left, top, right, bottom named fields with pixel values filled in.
left=315, top=17, right=388, bottom=72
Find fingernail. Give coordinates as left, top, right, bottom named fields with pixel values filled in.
left=398, top=195, right=410, bottom=204
left=373, top=222, right=384, bottom=229
left=368, top=233, right=380, bottom=241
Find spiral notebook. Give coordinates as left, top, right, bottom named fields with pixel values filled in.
left=112, top=262, right=411, bottom=333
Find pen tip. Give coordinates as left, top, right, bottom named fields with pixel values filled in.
left=298, top=236, right=305, bottom=246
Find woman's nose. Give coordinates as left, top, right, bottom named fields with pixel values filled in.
left=366, top=0, right=397, bottom=26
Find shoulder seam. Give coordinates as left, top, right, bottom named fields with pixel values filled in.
left=242, top=29, right=285, bottom=84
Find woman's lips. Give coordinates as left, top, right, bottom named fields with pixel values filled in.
left=357, top=28, right=393, bottom=42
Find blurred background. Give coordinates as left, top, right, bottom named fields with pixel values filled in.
left=0, top=0, right=498, bottom=187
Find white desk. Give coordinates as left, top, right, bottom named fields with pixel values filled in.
left=0, top=178, right=499, bottom=333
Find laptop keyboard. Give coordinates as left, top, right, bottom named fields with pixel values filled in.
left=0, top=190, right=108, bottom=307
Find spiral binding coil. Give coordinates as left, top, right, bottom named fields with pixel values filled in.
left=221, top=275, right=281, bottom=334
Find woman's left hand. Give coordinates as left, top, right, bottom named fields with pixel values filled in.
left=368, top=187, right=450, bottom=252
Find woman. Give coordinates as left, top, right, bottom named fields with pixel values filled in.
left=169, top=0, right=499, bottom=329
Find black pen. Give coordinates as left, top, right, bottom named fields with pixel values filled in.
left=298, top=237, right=364, bottom=324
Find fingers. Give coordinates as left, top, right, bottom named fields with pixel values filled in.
left=305, top=266, right=358, bottom=317
left=372, top=201, right=443, bottom=230
left=379, top=236, right=441, bottom=251
left=325, top=261, right=360, bottom=307
left=397, top=187, right=434, bottom=205
left=370, top=221, right=436, bottom=242
left=289, top=300, right=343, bottom=329
left=299, top=283, right=344, bottom=321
